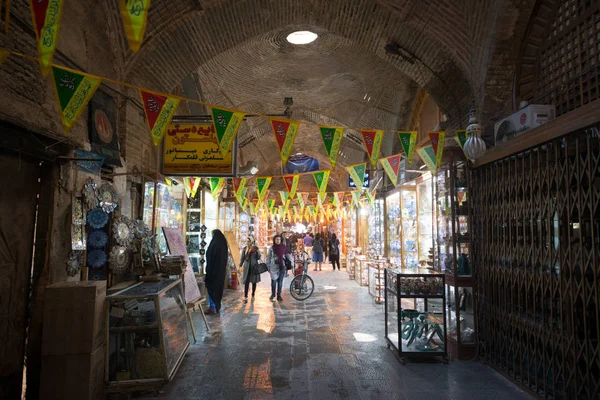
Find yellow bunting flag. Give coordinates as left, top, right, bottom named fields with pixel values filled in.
left=30, top=0, right=64, bottom=76
left=233, top=178, right=247, bottom=203
left=183, top=177, right=201, bottom=198
left=346, top=163, right=367, bottom=189
left=271, top=118, right=299, bottom=164
left=365, top=190, right=375, bottom=206
left=319, top=126, right=344, bottom=168
left=209, top=177, right=225, bottom=199
left=312, top=170, right=331, bottom=196
left=417, top=146, right=438, bottom=174
left=268, top=199, right=276, bottom=213
left=248, top=201, right=256, bottom=216
left=211, top=106, right=245, bottom=155
left=352, top=190, right=362, bottom=208
left=379, top=154, right=402, bottom=186
left=0, top=49, right=9, bottom=64
left=279, top=191, right=289, bottom=206
left=237, top=187, right=247, bottom=206
left=255, top=177, right=271, bottom=203
left=297, top=192, right=308, bottom=211
left=283, top=174, right=299, bottom=198
left=318, top=192, right=327, bottom=209
left=51, top=66, right=101, bottom=134
left=398, top=131, right=418, bottom=166
left=292, top=206, right=299, bottom=222
left=429, top=131, right=446, bottom=168
left=335, top=192, right=345, bottom=208
left=360, top=129, right=384, bottom=167
left=120, top=0, right=150, bottom=53
left=140, top=90, right=180, bottom=146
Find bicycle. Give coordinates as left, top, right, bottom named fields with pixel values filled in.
left=289, top=250, right=315, bottom=301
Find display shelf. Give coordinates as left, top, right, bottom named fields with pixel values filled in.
left=106, top=279, right=189, bottom=392
left=367, top=198, right=385, bottom=258
left=384, top=268, right=447, bottom=364
left=436, top=159, right=476, bottom=360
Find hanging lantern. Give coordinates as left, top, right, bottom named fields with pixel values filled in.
left=463, top=107, right=487, bottom=160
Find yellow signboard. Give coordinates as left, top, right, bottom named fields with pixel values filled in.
left=163, top=123, right=237, bottom=176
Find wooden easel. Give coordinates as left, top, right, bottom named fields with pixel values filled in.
left=184, top=295, right=209, bottom=343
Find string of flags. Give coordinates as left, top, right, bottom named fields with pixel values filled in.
left=1, top=3, right=472, bottom=180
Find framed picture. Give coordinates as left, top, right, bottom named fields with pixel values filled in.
left=88, top=90, right=122, bottom=167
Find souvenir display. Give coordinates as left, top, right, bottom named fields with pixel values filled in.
left=72, top=195, right=85, bottom=224
left=72, top=195, right=87, bottom=251
left=82, top=178, right=98, bottom=210
left=367, top=198, right=384, bottom=258
left=238, top=211, right=250, bottom=250
left=66, top=251, right=83, bottom=277
left=113, top=215, right=134, bottom=246
left=386, top=193, right=402, bottom=266
left=71, top=224, right=86, bottom=251
left=98, top=182, right=119, bottom=213
left=88, top=229, right=109, bottom=249
left=417, top=179, right=434, bottom=265
left=87, top=249, right=107, bottom=269
left=109, top=245, right=131, bottom=275
left=106, top=280, right=189, bottom=390
left=368, top=261, right=387, bottom=303
left=87, top=208, right=109, bottom=229
left=436, top=159, right=476, bottom=360
left=385, top=268, right=447, bottom=364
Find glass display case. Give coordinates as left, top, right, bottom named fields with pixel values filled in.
left=385, top=192, right=402, bottom=266
left=185, top=193, right=203, bottom=273
left=345, top=246, right=361, bottom=280
left=106, top=280, right=189, bottom=391
left=367, top=198, right=385, bottom=258
left=436, top=159, right=476, bottom=360
left=417, top=176, right=434, bottom=266
left=143, top=182, right=183, bottom=254
left=401, top=189, right=418, bottom=269
left=368, top=261, right=387, bottom=303
left=218, top=202, right=236, bottom=233
left=343, top=208, right=357, bottom=251
left=355, top=255, right=369, bottom=286
left=384, top=268, right=447, bottom=364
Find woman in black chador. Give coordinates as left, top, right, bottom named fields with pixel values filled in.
left=205, top=229, right=229, bottom=314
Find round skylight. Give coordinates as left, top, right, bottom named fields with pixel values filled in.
left=286, top=31, right=318, bottom=45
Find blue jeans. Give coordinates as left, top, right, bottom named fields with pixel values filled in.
left=208, top=293, right=216, bottom=310
left=271, top=271, right=285, bottom=297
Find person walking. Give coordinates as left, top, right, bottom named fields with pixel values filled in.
left=240, top=240, right=261, bottom=303
left=303, top=232, right=313, bottom=259
left=312, top=233, right=324, bottom=271
left=266, top=235, right=294, bottom=301
left=323, top=231, right=329, bottom=263
left=329, top=233, right=341, bottom=271
left=205, top=229, right=229, bottom=314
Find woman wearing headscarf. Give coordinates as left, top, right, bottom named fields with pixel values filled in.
left=328, top=233, right=341, bottom=271
left=240, top=239, right=261, bottom=303
left=266, top=234, right=294, bottom=301
left=205, top=229, right=229, bottom=314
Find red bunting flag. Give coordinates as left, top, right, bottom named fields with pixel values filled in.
left=429, top=131, right=446, bottom=168
left=379, top=154, right=402, bottom=186
left=283, top=174, right=299, bottom=198
left=140, top=90, right=180, bottom=146
left=360, top=129, right=384, bottom=167
left=271, top=118, right=299, bottom=165
left=30, top=0, right=64, bottom=76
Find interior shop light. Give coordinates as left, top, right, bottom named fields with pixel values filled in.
left=286, top=30, right=318, bottom=45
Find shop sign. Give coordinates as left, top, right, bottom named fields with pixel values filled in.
left=162, top=122, right=237, bottom=177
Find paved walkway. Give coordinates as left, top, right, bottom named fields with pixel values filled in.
left=146, top=267, right=531, bottom=399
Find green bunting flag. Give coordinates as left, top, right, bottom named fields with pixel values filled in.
left=429, top=131, right=446, bottom=168
left=268, top=199, right=276, bottom=213
left=140, top=89, right=180, bottom=146
left=319, top=126, right=344, bottom=168
left=241, top=197, right=248, bottom=211
left=51, top=66, right=101, bottom=134
left=211, top=106, right=245, bottom=155
left=256, top=177, right=272, bottom=203
left=297, top=192, right=308, bottom=211
left=312, top=170, right=331, bottom=196
left=398, top=131, right=417, bottom=166
left=352, top=190, right=362, bottom=208
left=417, top=146, right=438, bottom=174
left=237, top=187, right=247, bottom=206
left=455, top=130, right=470, bottom=159
left=346, top=163, right=366, bottom=188
left=283, top=174, right=299, bottom=198
left=279, top=190, right=289, bottom=205
left=360, top=129, right=384, bottom=167
left=379, top=154, right=402, bottom=186
left=209, top=177, right=225, bottom=199
left=365, top=190, right=375, bottom=206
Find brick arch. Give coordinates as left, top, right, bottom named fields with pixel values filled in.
left=121, top=0, right=478, bottom=126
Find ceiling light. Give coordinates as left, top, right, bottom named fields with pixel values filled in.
left=286, top=31, right=318, bottom=45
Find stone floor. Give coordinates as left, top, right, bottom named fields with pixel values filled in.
left=142, top=267, right=532, bottom=400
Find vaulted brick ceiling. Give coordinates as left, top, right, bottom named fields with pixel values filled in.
left=118, top=0, right=527, bottom=191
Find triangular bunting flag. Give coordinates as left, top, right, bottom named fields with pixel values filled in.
left=30, top=0, right=64, bottom=76
left=379, top=154, right=402, bottom=186
left=429, top=131, right=446, bottom=168
left=279, top=191, right=289, bottom=206
left=140, top=90, right=180, bottom=146
left=271, top=118, right=299, bottom=165
left=455, top=130, right=470, bottom=159
left=312, top=170, right=331, bottom=196
left=237, top=187, right=248, bottom=206
left=398, top=131, right=418, bottom=166
left=365, top=190, right=375, bottom=206
left=318, top=192, right=327, bottom=209
left=51, top=66, right=101, bottom=134
left=352, top=190, right=362, bottom=207
left=209, top=177, right=225, bottom=199
left=297, top=192, right=307, bottom=211
left=283, top=174, right=299, bottom=198
left=119, top=0, right=150, bottom=53
left=335, top=192, right=345, bottom=208
left=255, top=177, right=272, bottom=203
left=241, top=197, right=248, bottom=211
left=0, top=49, right=9, bottom=64
left=292, top=206, right=299, bottom=222
left=346, top=163, right=366, bottom=189
left=267, top=199, right=276, bottom=213
left=360, top=129, right=384, bottom=167
left=417, top=146, right=438, bottom=174
left=211, top=106, right=245, bottom=155
left=319, top=126, right=344, bottom=168
left=248, top=201, right=256, bottom=215
left=233, top=178, right=247, bottom=202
